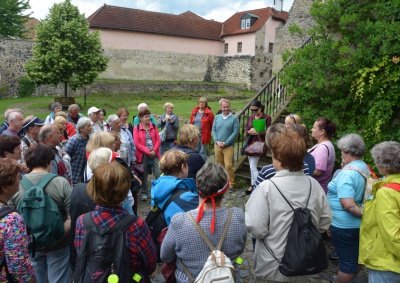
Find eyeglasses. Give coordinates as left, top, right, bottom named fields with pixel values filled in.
left=251, top=108, right=259, bottom=112
left=290, top=113, right=297, bottom=124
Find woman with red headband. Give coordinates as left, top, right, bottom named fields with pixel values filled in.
left=160, top=163, right=247, bottom=283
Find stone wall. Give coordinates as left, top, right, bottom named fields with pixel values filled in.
left=0, top=38, right=34, bottom=96
left=272, top=0, right=316, bottom=73
left=251, top=26, right=274, bottom=91
left=34, top=81, right=239, bottom=97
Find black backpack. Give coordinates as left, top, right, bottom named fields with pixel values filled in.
left=74, top=213, right=149, bottom=283
left=264, top=178, right=328, bottom=276
left=145, top=189, right=187, bottom=262
left=0, top=206, right=18, bottom=283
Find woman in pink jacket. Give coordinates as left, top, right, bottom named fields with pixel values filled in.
left=134, top=108, right=161, bottom=201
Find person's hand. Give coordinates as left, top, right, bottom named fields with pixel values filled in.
left=148, top=151, right=156, bottom=158
left=20, top=162, right=30, bottom=174
left=134, top=175, right=142, bottom=186
left=248, top=128, right=257, bottom=135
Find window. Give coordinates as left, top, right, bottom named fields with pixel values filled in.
left=241, top=20, right=246, bottom=29
left=224, top=43, right=228, bottom=54
left=237, top=42, right=242, bottom=53
left=268, top=43, right=274, bottom=53
left=246, top=19, right=250, bottom=28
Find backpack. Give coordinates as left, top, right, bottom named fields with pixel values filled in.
left=182, top=208, right=235, bottom=283
left=343, top=165, right=379, bottom=206
left=17, top=174, right=64, bottom=257
left=0, top=206, right=18, bottom=283
left=264, top=178, right=328, bottom=277
left=145, top=189, right=187, bottom=261
left=74, top=213, right=148, bottom=283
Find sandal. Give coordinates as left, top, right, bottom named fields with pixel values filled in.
left=245, top=185, right=254, bottom=195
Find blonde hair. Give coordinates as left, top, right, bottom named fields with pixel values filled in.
left=86, top=131, right=115, bottom=153
left=219, top=98, right=230, bottom=107
left=88, top=147, right=112, bottom=171
left=54, top=116, right=67, bottom=131
left=87, top=162, right=131, bottom=206
left=163, top=102, right=174, bottom=110
left=179, top=124, right=199, bottom=146
left=159, top=149, right=188, bottom=176
left=285, top=113, right=302, bottom=125
left=198, top=97, right=208, bottom=106
left=54, top=111, right=67, bottom=119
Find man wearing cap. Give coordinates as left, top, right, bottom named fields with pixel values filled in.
left=67, top=104, right=84, bottom=128
left=20, top=117, right=45, bottom=162
left=87, top=106, right=103, bottom=133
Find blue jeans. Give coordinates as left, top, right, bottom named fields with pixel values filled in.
left=330, top=226, right=360, bottom=274
left=195, top=142, right=208, bottom=161
left=369, top=269, right=400, bottom=283
left=30, top=245, right=72, bottom=283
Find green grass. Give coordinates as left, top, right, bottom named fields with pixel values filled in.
left=0, top=90, right=256, bottom=121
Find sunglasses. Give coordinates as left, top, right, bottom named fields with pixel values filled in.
left=290, top=113, right=297, bottom=124
left=251, top=108, right=259, bottom=112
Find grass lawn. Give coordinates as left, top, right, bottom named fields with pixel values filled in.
left=0, top=90, right=256, bottom=121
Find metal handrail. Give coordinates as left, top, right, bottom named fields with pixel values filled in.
left=234, top=37, right=312, bottom=163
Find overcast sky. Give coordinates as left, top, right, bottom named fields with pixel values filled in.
left=28, top=0, right=294, bottom=22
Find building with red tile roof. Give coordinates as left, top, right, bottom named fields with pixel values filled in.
left=86, top=4, right=288, bottom=89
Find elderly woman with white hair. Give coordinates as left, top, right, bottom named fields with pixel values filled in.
left=107, top=114, right=136, bottom=168
left=359, top=141, right=400, bottom=283
left=133, top=103, right=158, bottom=126
left=159, top=102, right=179, bottom=155
left=327, top=134, right=369, bottom=283
left=45, top=102, right=62, bottom=125
left=64, top=117, right=92, bottom=184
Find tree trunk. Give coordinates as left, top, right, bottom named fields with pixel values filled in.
left=64, top=82, right=68, bottom=98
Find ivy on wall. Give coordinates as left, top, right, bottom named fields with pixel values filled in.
left=281, top=0, right=400, bottom=165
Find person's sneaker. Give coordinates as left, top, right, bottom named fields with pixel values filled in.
left=140, top=194, right=148, bottom=201
left=329, top=250, right=339, bottom=260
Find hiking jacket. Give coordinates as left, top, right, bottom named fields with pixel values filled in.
left=359, top=173, right=400, bottom=273
left=134, top=122, right=161, bottom=163
left=151, top=175, right=198, bottom=226
left=159, top=113, right=179, bottom=141
left=190, top=106, right=214, bottom=144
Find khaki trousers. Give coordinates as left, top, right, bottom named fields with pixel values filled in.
left=214, top=145, right=235, bottom=186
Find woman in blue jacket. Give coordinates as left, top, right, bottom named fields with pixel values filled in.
left=151, top=149, right=198, bottom=226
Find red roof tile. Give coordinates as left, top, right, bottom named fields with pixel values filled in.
left=87, top=5, right=223, bottom=41
left=221, top=7, right=288, bottom=37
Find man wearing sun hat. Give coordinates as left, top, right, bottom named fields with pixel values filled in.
left=20, top=116, right=45, bottom=162
left=87, top=106, right=103, bottom=133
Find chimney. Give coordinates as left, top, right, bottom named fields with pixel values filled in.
left=274, top=0, right=283, bottom=11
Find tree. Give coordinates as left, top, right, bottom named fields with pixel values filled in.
left=281, top=0, right=400, bottom=164
left=25, top=0, right=108, bottom=97
left=0, top=0, right=31, bottom=38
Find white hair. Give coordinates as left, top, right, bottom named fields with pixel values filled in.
left=76, top=117, right=91, bottom=132
left=106, top=114, right=119, bottom=125
left=137, top=103, right=148, bottom=112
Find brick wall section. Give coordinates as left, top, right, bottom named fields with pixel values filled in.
left=272, top=0, right=315, bottom=73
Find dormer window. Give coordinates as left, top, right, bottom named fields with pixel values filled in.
left=240, top=13, right=259, bottom=30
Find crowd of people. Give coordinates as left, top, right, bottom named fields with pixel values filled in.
left=0, top=99, right=399, bottom=283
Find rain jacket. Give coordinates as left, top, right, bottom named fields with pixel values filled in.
left=151, top=175, right=198, bottom=226
left=359, top=173, right=400, bottom=273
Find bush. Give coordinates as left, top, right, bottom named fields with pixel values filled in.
left=18, top=76, right=36, bottom=97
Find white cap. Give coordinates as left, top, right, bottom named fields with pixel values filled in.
left=87, top=106, right=100, bottom=115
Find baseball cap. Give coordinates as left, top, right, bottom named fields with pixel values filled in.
left=87, top=107, right=100, bottom=115
left=23, top=117, right=45, bottom=129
